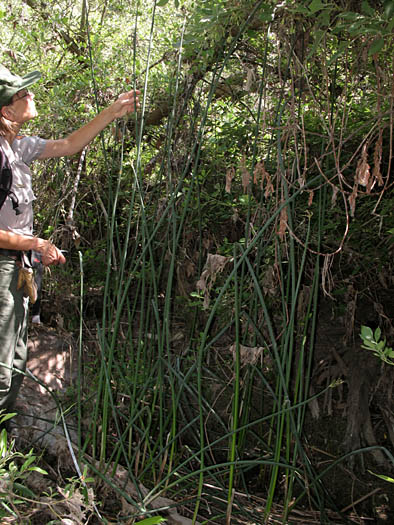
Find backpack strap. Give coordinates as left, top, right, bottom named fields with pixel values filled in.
left=0, top=144, right=21, bottom=215
left=0, top=144, right=5, bottom=174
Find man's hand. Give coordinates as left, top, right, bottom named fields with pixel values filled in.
left=0, top=231, right=66, bottom=265
left=36, top=239, right=66, bottom=266
left=110, top=90, right=141, bottom=119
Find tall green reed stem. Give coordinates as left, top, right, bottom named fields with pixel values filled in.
left=76, top=2, right=353, bottom=523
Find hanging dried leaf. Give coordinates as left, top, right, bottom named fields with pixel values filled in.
left=253, top=161, right=264, bottom=185
left=308, top=190, right=314, bottom=207
left=348, top=185, right=357, bottom=217
left=278, top=206, right=288, bottom=240
left=356, top=143, right=370, bottom=189
left=245, top=67, right=255, bottom=92
left=298, top=176, right=306, bottom=189
left=253, top=161, right=274, bottom=198
left=331, top=186, right=339, bottom=208
left=264, top=175, right=274, bottom=198
left=225, top=166, right=235, bottom=193
left=230, top=343, right=265, bottom=367
left=185, top=259, right=196, bottom=278
left=372, top=130, right=383, bottom=186
left=321, top=254, right=334, bottom=297
left=240, top=154, right=251, bottom=193
left=262, top=264, right=277, bottom=296
left=232, top=208, right=240, bottom=224
left=196, top=253, right=231, bottom=309
left=202, top=237, right=212, bottom=250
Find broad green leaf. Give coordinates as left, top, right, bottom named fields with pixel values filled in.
left=317, top=9, right=331, bottom=26
left=13, top=482, right=36, bottom=499
left=384, top=0, right=394, bottom=18
left=0, top=431, right=7, bottom=456
left=308, top=0, right=326, bottom=14
left=29, top=466, right=48, bottom=475
left=338, top=12, right=360, bottom=21
left=156, top=0, right=170, bottom=6
left=288, top=6, right=309, bottom=14
left=332, top=23, right=349, bottom=34
left=361, top=325, right=373, bottom=340
left=256, top=3, right=273, bottom=20
left=258, top=12, right=274, bottom=22
left=306, top=29, right=324, bottom=59
left=0, top=413, right=16, bottom=425
left=368, top=37, right=385, bottom=56
left=363, top=25, right=383, bottom=34
left=135, top=517, right=167, bottom=525
left=361, top=1, right=375, bottom=16
left=374, top=326, right=381, bottom=340
left=20, top=456, right=37, bottom=473
left=348, top=21, right=365, bottom=36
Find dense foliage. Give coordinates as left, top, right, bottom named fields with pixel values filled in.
left=0, top=0, right=393, bottom=523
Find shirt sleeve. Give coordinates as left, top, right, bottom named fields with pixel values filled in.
left=16, top=136, right=47, bottom=166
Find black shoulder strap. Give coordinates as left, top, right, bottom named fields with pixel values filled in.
left=0, top=144, right=21, bottom=215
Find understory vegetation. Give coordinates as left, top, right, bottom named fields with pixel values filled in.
left=0, top=0, right=393, bottom=523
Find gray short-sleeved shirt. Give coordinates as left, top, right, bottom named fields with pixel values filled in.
left=0, top=135, right=46, bottom=236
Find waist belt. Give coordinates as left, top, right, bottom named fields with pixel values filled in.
left=0, top=248, right=22, bottom=260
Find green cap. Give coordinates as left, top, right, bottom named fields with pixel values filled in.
left=0, top=65, right=41, bottom=107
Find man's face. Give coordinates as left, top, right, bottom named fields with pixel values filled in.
left=1, top=88, right=37, bottom=124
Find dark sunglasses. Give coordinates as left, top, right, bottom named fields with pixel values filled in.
left=11, top=89, right=32, bottom=103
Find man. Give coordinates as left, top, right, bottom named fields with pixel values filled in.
left=0, top=65, right=139, bottom=411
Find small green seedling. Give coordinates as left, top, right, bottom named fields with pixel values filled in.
left=360, top=325, right=394, bottom=366
left=368, top=469, right=394, bottom=484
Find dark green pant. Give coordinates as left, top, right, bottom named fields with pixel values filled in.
left=0, top=255, right=28, bottom=412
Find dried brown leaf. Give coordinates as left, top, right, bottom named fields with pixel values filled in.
left=240, top=154, right=251, bottom=193
left=348, top=185, right=357, bottom=217
left=264, top=173, right=274, bottom=198
left=230, top=344, right=265, bottom=367
left=196, top=254, right=231, bottom=309
left=202, top=237, right=211, bottom=250
left=253, top=161, right=265, bottom=185
left=308, top=190, right=314, bottom=207
left=225, top=166, right=235, bottom=193
left=278, top=206, right=288, bottom=240
left=372, top=131, right=383, bottom=186
left=52, top=487, right=94, bottom=525
left=262, top=264, right=277, bottom=296
left=356, top=144, right=370, bottom=189
left=253, top=161, right=274, bottom=198
left=331, top=186, right=339, bottom=208
left=184, top=260, right=195, bottom=278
